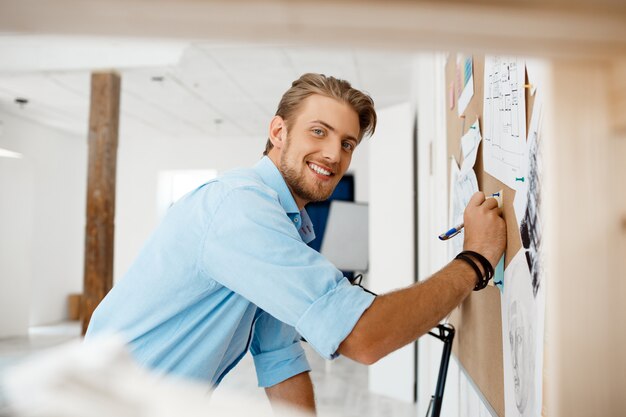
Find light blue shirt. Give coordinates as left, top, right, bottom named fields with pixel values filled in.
left=86, top=156, right=375, bottom=388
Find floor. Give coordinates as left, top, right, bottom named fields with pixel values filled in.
left=0, top=322, right=83, bottom=416
left=0, top=322, right=420, bottom=416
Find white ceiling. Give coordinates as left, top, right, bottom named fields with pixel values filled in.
left=0, top=36, right=414, bottom=141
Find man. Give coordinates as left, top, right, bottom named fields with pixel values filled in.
left=86, top=73, right=506, bottom=414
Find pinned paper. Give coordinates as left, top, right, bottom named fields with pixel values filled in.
left=459, top=118, right=482, bottom=176
left=456, top=55, right=474, bottom=116
left=525, top=59, right=541, bottom=96
left=492, top=255, right=505, bottom=292
left=514, top=95, right=543, bottom=229
left=448, top=157, right=479, bottom=259
left=482, top=56, right=526, bottom=190
left=501, top=249, right=545, bottom=417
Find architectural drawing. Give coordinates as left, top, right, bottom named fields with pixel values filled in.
left=482, top=56, right=526, bottom=189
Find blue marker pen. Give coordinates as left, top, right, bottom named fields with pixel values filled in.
left=439, top=223, right=464, bottom=240
left=438, top=191, right=502, bottom=241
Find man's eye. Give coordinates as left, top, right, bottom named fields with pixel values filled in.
left=342, top=142, right=355, bottom=151
left=312, top=128, right=324, bottom=136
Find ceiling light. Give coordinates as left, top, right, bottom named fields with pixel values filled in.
left=15, top=97, right=29, bottom=108
left=0, top=147, right=23, bottom=159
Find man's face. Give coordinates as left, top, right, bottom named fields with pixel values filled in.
left=272, top=94, right=360, bottom=208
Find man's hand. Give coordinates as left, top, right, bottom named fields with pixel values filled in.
left=462, top=191, right=507, bottom=268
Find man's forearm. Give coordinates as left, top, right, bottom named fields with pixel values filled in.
left=338, top=259, right=476, bottom=364
left=265, top=371, right=316, bottom=415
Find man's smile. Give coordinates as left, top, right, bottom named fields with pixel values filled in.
left=307, top=162, right=334, bottom=178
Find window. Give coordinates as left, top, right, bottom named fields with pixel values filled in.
left=157, top=169, right=217, bottom=219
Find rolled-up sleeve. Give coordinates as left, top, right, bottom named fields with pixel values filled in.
left=250, top=311, right=311, bottom=387
left=200, top=186, right=375, bottom=360
left=296, top=278, right=375, bottom=359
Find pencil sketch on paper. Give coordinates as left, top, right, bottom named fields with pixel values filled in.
left=515, top=98, right=543, bottom=297
left=508, top=298, right=534, bottom=415
left=514, top=96, right=542, bottom=228
left=501, top=250, right=545, bottom=417
left=519, top=127, right=543, bottom=297
left=482, top=56, right=526, bottom=190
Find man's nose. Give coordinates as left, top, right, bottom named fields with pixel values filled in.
left=321, top=138, right=342, bottom=163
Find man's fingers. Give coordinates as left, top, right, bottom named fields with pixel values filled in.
left=483, top=197, right=500, bottom=210
left=468, top=192, right=486, bottom=206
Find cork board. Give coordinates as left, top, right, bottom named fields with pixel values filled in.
left=446, top=54, right=536, bottom=417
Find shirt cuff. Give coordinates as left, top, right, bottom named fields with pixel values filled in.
left=252, top=342, right=311, bottom=387
left=296, top=278, right=376, bottom=360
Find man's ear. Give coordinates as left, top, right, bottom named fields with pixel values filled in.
left=268, top=116, right=287, bottom=150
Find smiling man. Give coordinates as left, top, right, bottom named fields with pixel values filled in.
left=267, top=92, right=360, bottom=207
left=86, top=73, right=506, bottom=415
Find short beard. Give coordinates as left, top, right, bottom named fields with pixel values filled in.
left=279, top=137, right=334, bottom=204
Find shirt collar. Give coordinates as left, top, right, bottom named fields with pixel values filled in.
left=253, top=156, right=316, bottom=244
left=254, top=156, right=300, bottom=214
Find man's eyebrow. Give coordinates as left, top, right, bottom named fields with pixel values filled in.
left=310, top=120, right=358, bottom=142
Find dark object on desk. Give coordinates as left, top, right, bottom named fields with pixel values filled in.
left=426, top=323, right=455, bottom=417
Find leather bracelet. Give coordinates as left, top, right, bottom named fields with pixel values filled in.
left=455, top=251, right=492, bottom=291
left=455, top=254, right=484, bottom=290
left=461, top=250, right=494, bottom=282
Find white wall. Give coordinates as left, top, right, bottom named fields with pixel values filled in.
left=367, top=101, right=416, bottom=403
left=0, top=150, right=33, bottom=337
left=0, top=110, right=86, bottom=332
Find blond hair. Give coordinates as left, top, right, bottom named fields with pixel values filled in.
left=263, top=73, right=376, bottom=156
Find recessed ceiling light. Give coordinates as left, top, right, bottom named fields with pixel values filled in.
left=151, top=76, right=165, bottom=82
left=15, top=97, right=29, bottom=107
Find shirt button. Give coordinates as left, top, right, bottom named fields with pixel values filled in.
left=294, top=217, right=299, bottom=223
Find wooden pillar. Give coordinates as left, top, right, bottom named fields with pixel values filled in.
left=81, top=72, right=120, bottom=335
